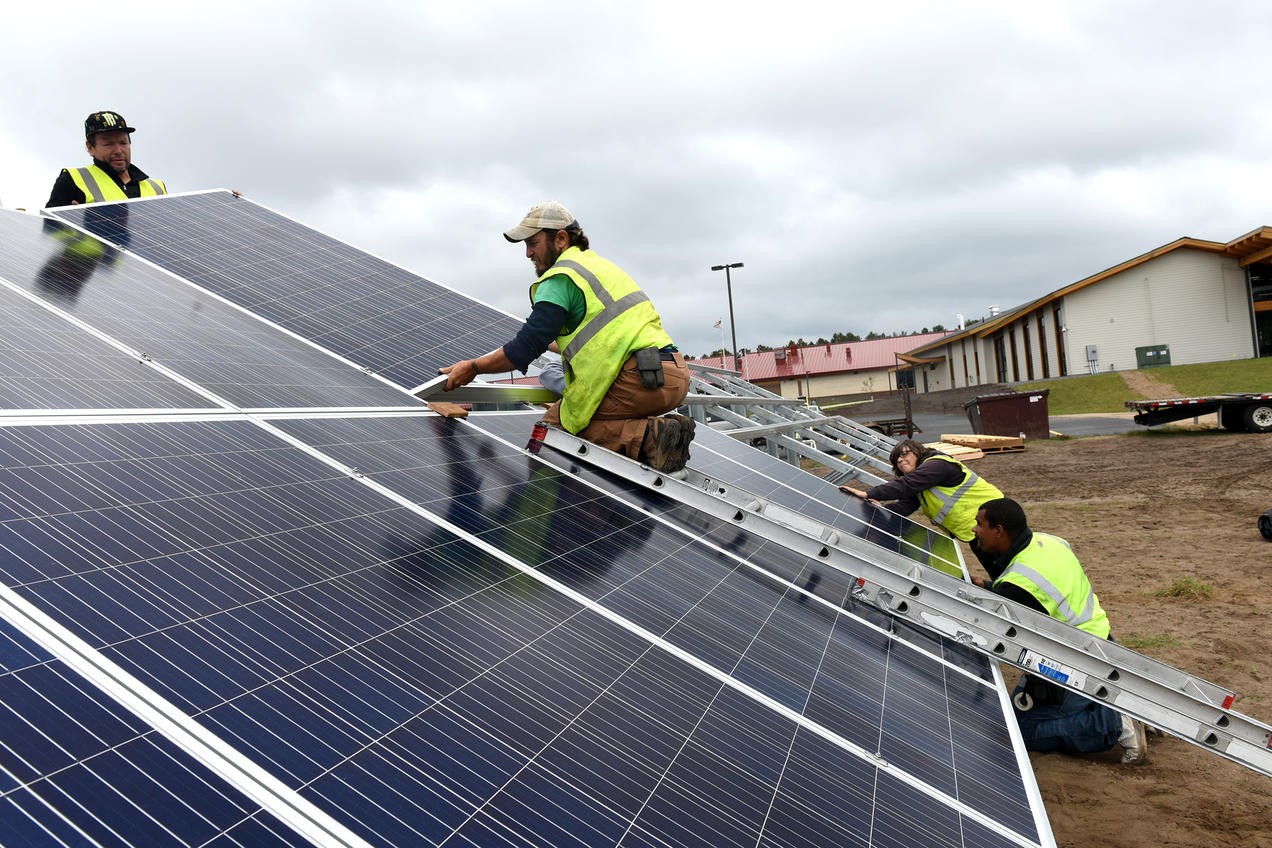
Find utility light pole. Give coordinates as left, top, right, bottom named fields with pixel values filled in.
left=710, top=262, right=744, bottom=371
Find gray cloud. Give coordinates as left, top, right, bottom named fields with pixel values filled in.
left=5, top=0, right=1271, bottom=361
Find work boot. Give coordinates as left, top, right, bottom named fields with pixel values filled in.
left=640, top=414, right=695, bottom=473
left=1118, top=714, right=1149, bottom=765
left=675, top=413, right=696, bottom=459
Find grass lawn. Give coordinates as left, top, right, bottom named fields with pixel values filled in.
left=1016, top=357, right=1272, bottom=414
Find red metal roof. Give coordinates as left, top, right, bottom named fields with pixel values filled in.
left=694, top=332, right=949, bottom=381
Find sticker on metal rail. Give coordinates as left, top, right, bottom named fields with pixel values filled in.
left=1018, top=649, right=1087, bottom=689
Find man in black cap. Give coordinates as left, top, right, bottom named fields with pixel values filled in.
left=46, top=110, right=168, bottom=207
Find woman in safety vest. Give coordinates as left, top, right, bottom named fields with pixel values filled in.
left=839, top=438, right=1005, bottom=573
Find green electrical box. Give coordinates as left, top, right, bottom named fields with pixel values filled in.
left=1135, top=344, right=1171, bottom=368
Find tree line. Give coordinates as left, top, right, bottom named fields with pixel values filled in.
left=692, top=321, right=986, bottom=360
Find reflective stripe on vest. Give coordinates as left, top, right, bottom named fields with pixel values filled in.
left=916, top=455, right=1003, bottom=541
left=928, top=464, right=979, bottom=524
left=69, top=165, right=167, bottom=204
left=995, top=533, right=1110, bottom=638
left=553, top=258, right=652, bottom=364
left=530, top=247, right=673, bottom=433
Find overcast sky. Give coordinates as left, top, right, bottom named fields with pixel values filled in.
left=4, top=1, right=1271, bottom=360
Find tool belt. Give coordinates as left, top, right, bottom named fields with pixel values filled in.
left=635, top=347, right=665, bottom=389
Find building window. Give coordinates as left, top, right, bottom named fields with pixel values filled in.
left=1021, top=321, right=1034, bottom=380
left=1052, top=309, right=1067, bottom=376
left=1037, top=311, right=1050, bottom=378
left=1250, top=262, right=1272, bottom=303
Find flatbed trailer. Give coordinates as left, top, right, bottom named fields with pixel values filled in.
left=1125, top=392, right=1272, bottom=432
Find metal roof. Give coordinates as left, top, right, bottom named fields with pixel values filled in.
left=695, top=332, right=949, bottom=380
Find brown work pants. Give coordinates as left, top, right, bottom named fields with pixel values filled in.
left=543, top=352, right=691, bottom=459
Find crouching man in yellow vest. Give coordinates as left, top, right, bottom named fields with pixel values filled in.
left=46, top=110, right=168, bottom=208
left=440, top=201, right=695, bottom=473
left=972, top=497, right=1148, bottom=764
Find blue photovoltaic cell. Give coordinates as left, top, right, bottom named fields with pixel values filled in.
left=0, top=618, right=311, bottom=847
left=0, top=209, right=417, bottom=410
left=273, top=413, right=1039, bottom=840
left=0, top=280, right=212, bottom=410
left=51, top=193, right=525, bottom=390
left=468, top=411, right=994, bottom=684
left=0, top=416, right=1043, bottom=847
left=468, top=409, right=964, bottom=574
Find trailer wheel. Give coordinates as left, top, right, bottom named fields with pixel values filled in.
left=1260, top=511, right=1272, bottom=541
left=1242, top=403, right=1272, bottom=433
left=1220, top=405, right=1246, bottom=431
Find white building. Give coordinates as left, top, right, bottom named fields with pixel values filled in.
left=905, top=226, right=1272, bottom=390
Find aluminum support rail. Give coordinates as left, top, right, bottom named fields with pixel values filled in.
left=534, top=425, right=1272, bottom=779
left=714, top=415, right=843, bottom=439
left=701, top=403, right=889, bottom=484
left=682, top=394, right=798, bottom=407
left=688, top=371, right=899, bottom=459
left=413, top=376, right=557, bottom=405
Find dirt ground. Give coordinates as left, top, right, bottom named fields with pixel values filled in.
left=964, top=426, right=1272, bottom=847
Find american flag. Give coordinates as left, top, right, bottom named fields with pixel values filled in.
left=712, top=319, right=722, bottom=328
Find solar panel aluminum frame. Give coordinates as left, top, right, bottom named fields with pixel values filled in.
left=0, top=581, right=375, bottom=848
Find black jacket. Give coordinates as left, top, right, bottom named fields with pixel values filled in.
left=46, top=161, right=157, bottom=208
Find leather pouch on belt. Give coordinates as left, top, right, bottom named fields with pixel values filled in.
left=635, top=347, right=664, bottom=389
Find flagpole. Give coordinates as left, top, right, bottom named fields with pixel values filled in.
left=717, top=319, right=725, bottom=365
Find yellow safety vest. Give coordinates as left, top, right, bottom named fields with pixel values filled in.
left=530, top=246, right=673, bottom=433
left=994, top=533, right=1111, bottom=638
left=916, top=454, right=1003, bottom=541
left=67, top=165, right=167, bottom=204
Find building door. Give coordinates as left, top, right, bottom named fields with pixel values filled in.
left=1249, top=263, right=1272, bottom=357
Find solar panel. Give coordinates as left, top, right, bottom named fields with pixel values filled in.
left=0, top=617, right=317, bottom=847
left=0, top=210, right=417, bottom=412
left=51, top=193, right=524, bottom=391
left=0, top=194, right=1053, bottom=847
left=0, top=415, right=1043, bottom=847
left=469, top=411, right=966, bottom=579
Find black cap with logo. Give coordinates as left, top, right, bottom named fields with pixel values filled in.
left=84, top=111, right=136, bottom=139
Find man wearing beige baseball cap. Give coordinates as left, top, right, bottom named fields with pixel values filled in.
left=440, top=201, right=695, bottom=473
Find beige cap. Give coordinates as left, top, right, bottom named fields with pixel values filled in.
left=503, top=201, right=577, bottom=242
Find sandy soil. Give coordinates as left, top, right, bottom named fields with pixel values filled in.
left=965, top=427, right=1272, bottom=847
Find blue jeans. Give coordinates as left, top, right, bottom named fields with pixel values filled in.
left=1011, top=677, right=1122, bottom=754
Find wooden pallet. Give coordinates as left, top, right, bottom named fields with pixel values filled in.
left=924, top=441, right=984, bottom=461
left=938, top=433, right=1025, bottom=453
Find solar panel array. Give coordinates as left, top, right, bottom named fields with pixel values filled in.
left=54, top=193, right=523, bottom=392
left=0, top=192, right=1053, bottom=847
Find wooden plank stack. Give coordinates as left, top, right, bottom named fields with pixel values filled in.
left=937, top=433, right=1026, bottom=454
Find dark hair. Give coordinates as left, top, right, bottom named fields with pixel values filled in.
left=889, top=438, right=930, bottom=474
left=545, top=226, right=589, bottom=251
left=979, top=497, right=1027, bottom=541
